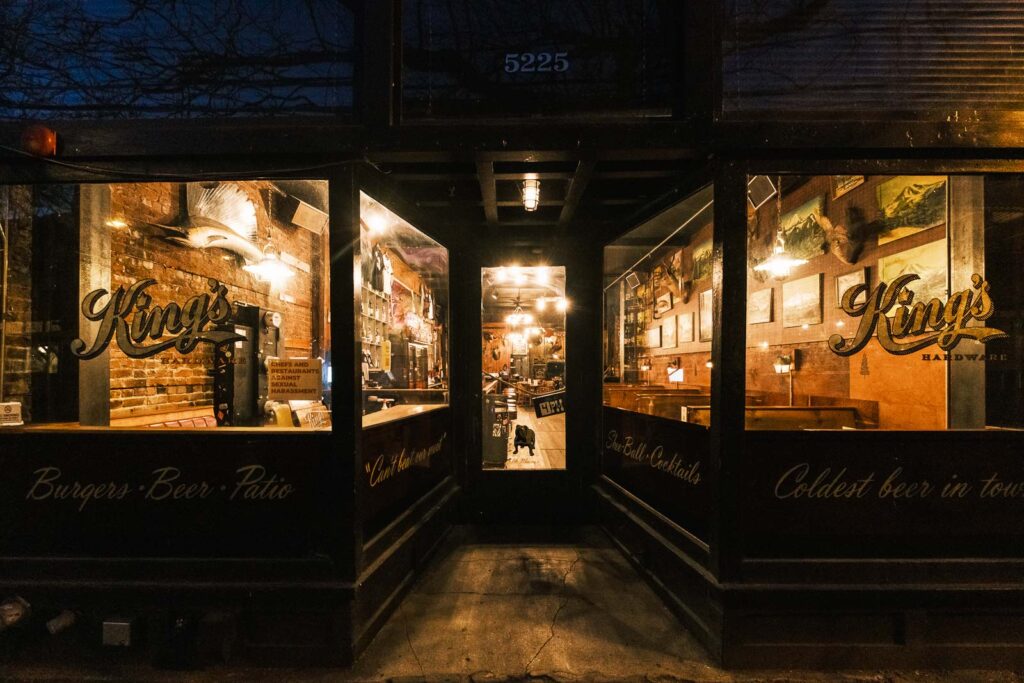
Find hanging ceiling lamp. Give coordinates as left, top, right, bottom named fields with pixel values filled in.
left=753, top=176, right=806, bottom=280
left=504, top=291, right=534, bottom=327
left=243, top=245, right=294, bottom=287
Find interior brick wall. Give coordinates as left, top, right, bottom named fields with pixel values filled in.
left=105, top=182, right=323, bottom=424
left=0, top=186, right=35, bottom=419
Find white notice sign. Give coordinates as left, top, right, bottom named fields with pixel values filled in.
left=267, top=359, right=323, bottom=401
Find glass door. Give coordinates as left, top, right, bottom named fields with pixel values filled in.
left=480, top=265, right=567, bottom=470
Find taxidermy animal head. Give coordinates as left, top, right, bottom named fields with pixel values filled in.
left=820, top=209, right=866, bottom=265
left=679, top=278, right=693, bottom=303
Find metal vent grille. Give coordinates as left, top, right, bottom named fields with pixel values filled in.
left=723, top=0, right=1024, bottom=117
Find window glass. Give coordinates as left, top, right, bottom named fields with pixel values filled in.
left=603, top=185, right=714, bottom=425
left=0, top=1, right=354, bottom=120
left=402, top=0, right=672, bottom=119
left=0, top=180, right=331, bottom=429
left=745, top=174, right=1021, bottom=430
left=723, top=1, right=1024, bottom=118
left=359, top=193, right=449, bottom=429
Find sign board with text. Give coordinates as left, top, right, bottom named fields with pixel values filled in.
left=268, top=358, right=323, bottom=401
left=740, top=430, right=1024, bottom=559
left=602, top=407, right=709, bottom=542
left=533, top=391, right=566, bottom=419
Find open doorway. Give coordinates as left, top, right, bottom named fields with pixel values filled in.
left=481, top=265, right=567, bottom=470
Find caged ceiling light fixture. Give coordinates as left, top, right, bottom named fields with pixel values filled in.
left=521, top=177, right=541, bottom=212
left=753, top=176, right=807, bottom=280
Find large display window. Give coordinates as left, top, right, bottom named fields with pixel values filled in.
left=358, top=192, right=449, bottom=428
left=603, top=185, right=715, bottom=425
left=744, top=174, right=1022, bottom=430
left=0, top=180, right=331, bottom=431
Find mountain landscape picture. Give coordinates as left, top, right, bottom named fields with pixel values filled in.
left=876, top=176, right=947, bottom=245
left=779, top=195, right=827, bottom=261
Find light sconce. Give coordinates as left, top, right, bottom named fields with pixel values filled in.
left=521, top=178, right=541, bottom=212
left=772, top=352, right=798, bottom=406
left=667, top=362, right=685, bottom=383
left=773, top=354, right=793, bottom=374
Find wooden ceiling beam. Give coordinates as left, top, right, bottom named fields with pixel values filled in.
left=559, top=159, right=596, bottom=227
left=475, top=159, right=499, bottom=227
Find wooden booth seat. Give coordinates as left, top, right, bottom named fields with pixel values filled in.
left=603, top=384, right=705, bottom=410
left=686, top=405, right=859, bottom=430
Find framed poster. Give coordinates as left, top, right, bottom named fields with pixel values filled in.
left=779, top=196, right=827, bottom=261
left=835, top=268, right=868, bottom=308
left=748, top=288, right=773, bottom=324
left=691, top=239, right=713, bottom=282
left=878, top=240, right=948, bottom=306
left=831, top=175, right=865, bottom=200
left=655, top=291, right=673, bottom=315
left=876, top=176, right=947, bottom=245
left=677, top=312, right=694, bottom=343
left=782, top=274, right=823, bottom=328
left=698, top=289, right=713, bottom=342
left=646, top=326, right=662, bottom=349
left=662, top=316, right=676, bottom=348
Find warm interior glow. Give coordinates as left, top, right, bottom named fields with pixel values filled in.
left=773, top=355, right=793, bottom=374
left=753, top=233, right=807, bottom=279
left=365, top=211, right=388, bottom=235
left=556, top=297, right=569, bottom=312
left=243, top=248, right=294, bottom=287
left=105, top=217, right=128, bottom=229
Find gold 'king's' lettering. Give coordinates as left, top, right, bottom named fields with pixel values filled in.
left=829, top=273, right=1008, bottom=356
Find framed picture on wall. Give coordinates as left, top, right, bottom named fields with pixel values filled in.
left=748, top=288, right=773, bottom=324
left=876, top=176, right=947, bottom=245
left=662, top=315, right=676, bottom=348
left=698, top=289, right=713, bottom=342
left=677, top=312, right=694, bottom=343
left=779, top=195, right=828, bottom=261
left=831, top=175, right=865, bottom=200
left=646, top=326, right=662, bottom=349
left=691, top=240, right=713, bottom=282
left=878, top=240, right=948, bottom=307
left=835, top=268, right=868, bottom=308
left=655, top=291, right=673, bottom=316
left=782, top=274, right=823, bottom=328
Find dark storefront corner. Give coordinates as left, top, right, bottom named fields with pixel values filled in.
left=4, top=1, right=1024, bottom=679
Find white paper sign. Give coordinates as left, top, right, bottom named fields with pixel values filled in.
left=0, top=402, right=24, bottom=427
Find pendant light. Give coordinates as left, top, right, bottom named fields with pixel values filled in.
left=753, top=176, right=806, bottom=280
left=244, top=244, right=294, bottom=287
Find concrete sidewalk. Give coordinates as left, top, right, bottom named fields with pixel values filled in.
left=2, top=528, right=1021, bottom=681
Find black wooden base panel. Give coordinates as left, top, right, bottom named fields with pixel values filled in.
left=595, top=481, right=1024, bottom=669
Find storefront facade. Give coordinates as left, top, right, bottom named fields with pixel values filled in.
left=3, top=0, right=1024, bottom=669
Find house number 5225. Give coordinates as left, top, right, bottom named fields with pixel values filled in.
left=504, top=52, right=570, bottom=73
